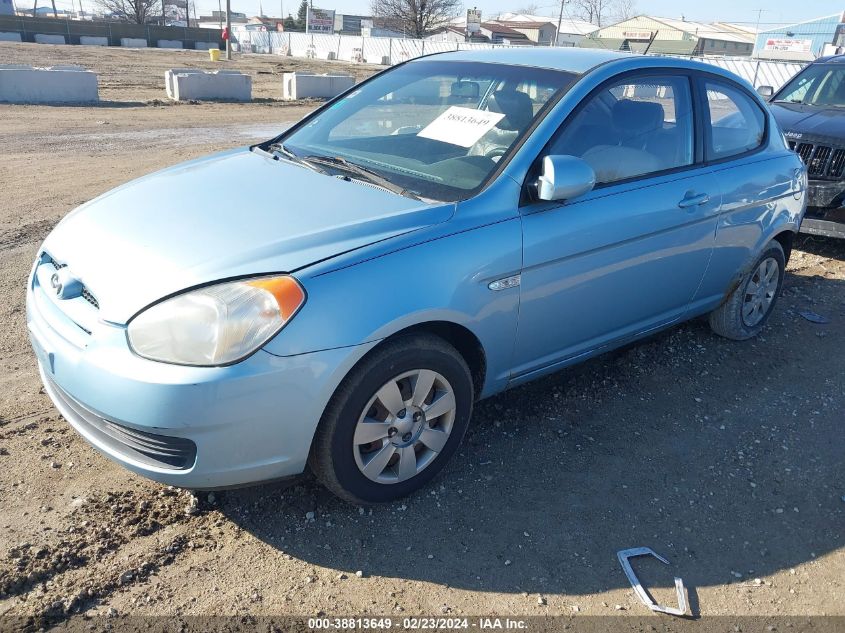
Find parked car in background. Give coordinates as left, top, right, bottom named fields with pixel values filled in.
left=760, top=54, right=845, bottom=238
left=28, top=49, right=806, bottom=504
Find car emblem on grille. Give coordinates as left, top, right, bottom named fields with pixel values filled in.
left=49, top=267, right=83, bottom=300
left=784, top=131, right=802, bottom=140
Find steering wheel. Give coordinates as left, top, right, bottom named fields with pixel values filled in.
left=484, top=146, right=507, bottom=160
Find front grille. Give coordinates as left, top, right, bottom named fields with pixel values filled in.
left=830, top=149, right=845, bottom=179
left=809, top=146, right=832, bottom=176
left=46, top=374, right=197, bottom=470
left=796, top=142, right=814, bottom=163
left=791, top=141, right=845, bottom=181
left=81, top=288, right=99, bottom=309
left=45, top=254, right=100, bottom=310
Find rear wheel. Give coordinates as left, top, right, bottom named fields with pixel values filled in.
left=709, top=241, right=785, bottom=340
left=309, top=334, right=473, bottom=504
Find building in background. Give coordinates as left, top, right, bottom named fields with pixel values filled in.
left=489, top=16, right=557, bottom=45
left=584, top=15, right=755, bottom=56
left=197, top=10, right=247, bottom=29
left=754, top=13, right=845, bottom=61
left=426, top=21, right=530, bottom=44
left=0, top=0, right=15, bottom=16
left=425, top=25, right=485, bottom=42
left=494, top=12, right=597, bottom=46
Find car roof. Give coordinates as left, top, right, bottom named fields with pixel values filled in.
left=408, top=47, right=629, bottom=75
left=813, top=54, right=845, bottom=64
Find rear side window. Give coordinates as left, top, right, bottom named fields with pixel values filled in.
left=548, top=74, right=694, bottom=185
left=703, top=80, right=765, bottom=160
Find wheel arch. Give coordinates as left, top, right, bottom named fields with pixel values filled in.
left=772, top=229, right=795, bottom=265
left=379, top=321, right=487, bottom=400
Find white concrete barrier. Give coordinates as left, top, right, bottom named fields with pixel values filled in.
left=158, top=39, right=183, bottom=49
left=281, top=71, right=355, bottom=100
left=164, top=68, right=251, bottom=101
left=0, top=65, right=98, bottom=103
left=194, top=41, right=217, bottom=50
left=34, top=34, right=66, bottom=45
left=120, top=38, right=148, bottom=48
left=0, top=32, right=22, bottom=42
left=80, top=36, right=108, bottom=46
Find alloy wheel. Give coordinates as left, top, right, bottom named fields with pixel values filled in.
left=742, top=257, right=779, bottom=327
left=352, top=369, right=456, bottom=484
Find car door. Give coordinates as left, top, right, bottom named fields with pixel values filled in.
left=510, top=71, right=722, bottom=380
left=690, top=75, right=803, bottom=309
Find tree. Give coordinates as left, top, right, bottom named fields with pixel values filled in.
left=95, top=0, right=162, bottom=23
left=370, top=0, right=463, bottom=38
left=612, top=0, right=636, bottom=23
left=296, top=0, right=308, bottom=29
left=571, top=0, right=634, bottom=26
left=283, top=15, right=298, bottom=30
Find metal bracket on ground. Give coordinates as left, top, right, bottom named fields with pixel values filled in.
left=617, top=546, right=688, bottom=616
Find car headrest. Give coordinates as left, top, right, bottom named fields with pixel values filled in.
left=487, top=89, right=534, bottom=131
left=612, top=99, right=664, bottom=136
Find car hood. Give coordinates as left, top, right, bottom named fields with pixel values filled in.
left=769, top=102, right=845, bottom=141
left=42, top=148, right=452, bottom=324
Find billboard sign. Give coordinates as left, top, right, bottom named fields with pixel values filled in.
left=763, top=38, right=812, bottom=53
left=307, top=8, right=335, bottom=33
left=466, top=8, right=481, bottom=33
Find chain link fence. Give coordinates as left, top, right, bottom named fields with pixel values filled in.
left=0, top=15, right=222, bottom=48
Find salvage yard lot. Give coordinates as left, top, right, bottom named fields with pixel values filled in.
left=0, top=42, right=843, bottom=627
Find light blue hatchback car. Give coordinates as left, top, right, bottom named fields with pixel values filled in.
left=28, top=48, right=807, bottom=503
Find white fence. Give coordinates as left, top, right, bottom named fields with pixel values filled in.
left=232, top=31, right=514, bottom=66
left=231, top=31, right=805, bottom=90
left=684, top=56, right=805, bottom=90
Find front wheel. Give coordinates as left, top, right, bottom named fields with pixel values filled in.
left=309, top=334, right=474, bottom=504
left=709, top=240, right=786, bottom=341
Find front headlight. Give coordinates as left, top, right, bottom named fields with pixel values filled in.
left=127, top=275, right=305, bottom=366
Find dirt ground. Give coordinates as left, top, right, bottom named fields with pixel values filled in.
left=0, top=42, right=843, bottom=630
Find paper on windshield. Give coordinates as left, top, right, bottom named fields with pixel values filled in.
left=417, top=106, right=506, bottom=148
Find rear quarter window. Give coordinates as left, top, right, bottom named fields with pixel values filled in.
left=703, top=79, right=766, bottom=160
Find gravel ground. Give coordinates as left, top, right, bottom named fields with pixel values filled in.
left=0, top=42, right=843, bottom=631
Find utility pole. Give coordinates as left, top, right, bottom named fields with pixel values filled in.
left=225, top=0, right=231, bottom=59
left=752, top=8, right=769, bottom=58
left=553, top=0, right=565, bottom=47
left=161, top=0, right=165, bottom=25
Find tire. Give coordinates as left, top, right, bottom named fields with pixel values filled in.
left=309, top=334, right=474, bottom=504
left=709, top=240, right=786, bottom=341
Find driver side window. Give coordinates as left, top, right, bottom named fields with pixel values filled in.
left=548, top=75, right=694, bottom=185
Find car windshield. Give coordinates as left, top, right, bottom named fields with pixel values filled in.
left=775, top=64, right=845, bottom=107
left=276, top=60, right=577, bottom=201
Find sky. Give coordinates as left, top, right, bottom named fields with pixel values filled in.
left=17, top=0, right=842, bottom=28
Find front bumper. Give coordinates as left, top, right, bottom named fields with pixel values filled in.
left=800, top=180, right=845, bottom=238
left=27, top=272, right=375, bottom=489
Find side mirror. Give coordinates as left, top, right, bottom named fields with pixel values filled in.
left=756, top=85, right=774, bottom=99
left=536, top=155, right=596, bottom=202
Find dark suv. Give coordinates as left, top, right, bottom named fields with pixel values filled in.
left=761, top=54, right=845, bottom=238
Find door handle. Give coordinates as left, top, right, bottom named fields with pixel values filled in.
left=677, top=192, right=710, bottom=209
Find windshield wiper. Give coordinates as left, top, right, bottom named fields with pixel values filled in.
left=301, top=154, right=422, bottom=200
left=266, top=142, right=327, bottom=174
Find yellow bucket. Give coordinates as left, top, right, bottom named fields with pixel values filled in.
left=208, top=48, right=221, bottom=62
